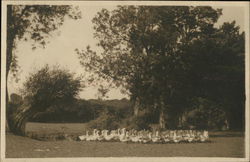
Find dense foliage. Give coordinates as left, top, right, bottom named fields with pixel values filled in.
left=30, top=98, right=132, bottom=123
left=8, top=65, right=83, bottom=135
left=76, top=6, right=245, bottom=130
left=21, top=65, right=82, bottom=111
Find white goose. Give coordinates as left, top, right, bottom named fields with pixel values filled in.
left=130, top=131, right=140, bottom=143
left=172, top=131, right=182, bottom=143
left=142, top=132, right=152, bottom=143
left=104, top=130, right=114, bottom=141
left=119, top=128, right=130, bottom=142
left=78, top=128, right=209, bottom=143
left=152, top=131, right=161, bottom=143
left=163, top=132, right=170, bottom=143
left=97, top=130, right=105, bottom=141
left=199, top=130, right=209, bottom=142
left=114, top=128, right=121, bottom=141
left=203, top=130, right=209, bottom=139
left=187, top=130, right=195, bottom=143
left=85, top=129, right=96, bottom=141
left=78, top=131, right=89, bottom=141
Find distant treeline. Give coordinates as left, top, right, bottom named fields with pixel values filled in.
left=32, top=98, right=133, bottom=123
left=9, top=93, right=244, bottom=131
left=9, top=94, right=133, bottom=123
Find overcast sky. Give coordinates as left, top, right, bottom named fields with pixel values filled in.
left=8, top=5, right=246, bottom=100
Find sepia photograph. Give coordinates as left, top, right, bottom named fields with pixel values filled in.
left=1, top=1, right=249, bottom=161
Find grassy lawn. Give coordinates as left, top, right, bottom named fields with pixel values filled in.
left=5, top=122, right=245, bottom=158
left=25, top=122, right=88, bottom=135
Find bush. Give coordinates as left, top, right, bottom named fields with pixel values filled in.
left=10, top=93, right=23, bottom=105
left=29, top=98, right=132, bottom=124
left=183, top=97, right=228, bottom=130
left=127, top=116, right=150, bottom=130
left=86, top=108, right=121, bottom=130
left=119, top=110, right=152, bottom=130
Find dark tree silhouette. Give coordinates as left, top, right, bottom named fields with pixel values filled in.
left=8, top=65, right=83, bottom=135
left=6, top=5, right=81, bottom=133
left=77, top=6, right=244, bottom=129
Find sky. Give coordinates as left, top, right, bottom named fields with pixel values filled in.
left=7, top=5, right=246, bottom=100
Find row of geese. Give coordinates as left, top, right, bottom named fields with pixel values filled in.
left=78, top=128, right=209, bottom=143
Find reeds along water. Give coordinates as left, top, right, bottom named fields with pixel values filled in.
left=78, top=129, right=209, bottom=143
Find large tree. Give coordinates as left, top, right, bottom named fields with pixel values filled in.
left=8, top=65, right=83, bottom=135
left=77, top=6, right=244, bottom=129
left=181, top=21, right=245, bottom=129
left=6, top=5, right=81, bottom=132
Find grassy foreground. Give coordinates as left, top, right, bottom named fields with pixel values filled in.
left=6, top=133, right=244, bottom=158
left=5, top=122, right=245, bottom=158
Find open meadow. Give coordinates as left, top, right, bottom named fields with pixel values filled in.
left=6, top=122, right=245, bottom=158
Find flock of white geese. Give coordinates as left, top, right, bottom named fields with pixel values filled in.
left=78, top=128, right=209, bottom=143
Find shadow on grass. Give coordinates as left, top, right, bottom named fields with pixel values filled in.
left=209, top=131, right=244, bottom=137
left=26, top=131, right=80, bottom=141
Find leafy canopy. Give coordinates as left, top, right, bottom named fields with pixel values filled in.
left=21, top=65, right=83, bottom=112
left=76, top=6, right=222, bottom=105
left=77, top=6, right=244, bottom=129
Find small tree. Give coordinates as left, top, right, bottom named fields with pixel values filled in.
left=8, top=65, right=83, bottom=135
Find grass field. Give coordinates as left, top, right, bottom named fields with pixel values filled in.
left=5, top=122, right=245, bottom=158
left=26, top=122, right=89, bottom=134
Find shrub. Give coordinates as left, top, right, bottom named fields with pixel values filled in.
left=119, top=110, right=151, bottom=130
left=184, top=97, right=228, bottom=130
left=86, top=108, right=121, bottom=130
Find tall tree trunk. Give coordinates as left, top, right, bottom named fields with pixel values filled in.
left=159, top=109, right=166, bottom=129
left=8, top=104, right=36, bottom=136
left=6, top=5, right=16, bottom=132
left=159, top=96, right=166, bottom=129
left=178, top=111, right=187, bottom=128
left=133, top=97, right=140, bottom=117
left=5, top=85, right=10, bottom=132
